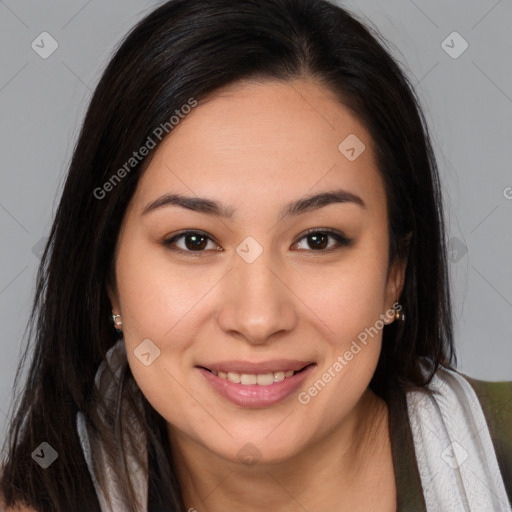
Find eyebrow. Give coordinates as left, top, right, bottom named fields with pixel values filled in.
left=142, top=188, right=366, bottom=221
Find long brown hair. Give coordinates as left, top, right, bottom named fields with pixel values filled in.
left=0, top=0, right=454, bottom=510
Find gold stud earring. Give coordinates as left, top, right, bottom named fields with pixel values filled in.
left=111, top=312, right=123, bottom=331
left=394, top=303, right=405, bottom=322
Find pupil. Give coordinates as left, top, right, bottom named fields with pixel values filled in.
left=186, top=234, right=207, bottom=250
left=309, top=233, right=327, bottom=250
left=183, top=233, right=329, bottom=251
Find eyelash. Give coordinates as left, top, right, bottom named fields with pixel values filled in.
left=163, top=228, right=352, bottom=255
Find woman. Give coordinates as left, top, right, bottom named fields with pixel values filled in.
left=1, top=0, right=511, bottom=511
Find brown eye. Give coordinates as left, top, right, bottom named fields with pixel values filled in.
left=164, top=231, right=220, bottom=252
left=164, top=229, right=351, bottom=255
left=306, top=232, right=329, bottom=250
left=182, top=233, right=208, bottom=250
left=293, top=229, right=352, bottom=252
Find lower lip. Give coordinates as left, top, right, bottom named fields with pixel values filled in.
left=198, top=365, right=315, bottom=408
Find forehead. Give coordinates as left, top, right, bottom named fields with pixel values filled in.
left=132, top=78, right=387, bottom=220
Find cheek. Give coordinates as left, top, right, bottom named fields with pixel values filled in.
left=302, top=246, right=388, bottom=346
left=115, top=241, right=205, bottom=427
left=293, top=253, right=388, bottom=428
left=115, top=239, right=217, bottom=342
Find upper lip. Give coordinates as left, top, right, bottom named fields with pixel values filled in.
left=198, top=359, right=314, bottom=374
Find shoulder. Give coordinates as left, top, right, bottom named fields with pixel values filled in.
left=459, top=373, right=512, bottom=427
left=457, top=372, right=512, bottom=500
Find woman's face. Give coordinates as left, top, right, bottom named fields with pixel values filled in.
left=109, top=77, right=405, bottom=465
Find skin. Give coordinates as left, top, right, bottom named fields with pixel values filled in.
left=108, top=77, right=407, bottom=511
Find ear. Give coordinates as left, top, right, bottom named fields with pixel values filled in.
left=107, top=282, right=120, bottom=314
left=385, top=257, right=407, bottom=307
left=383, top=236, right=410, bottom=324
left=387, top=232, right=411, bottom=297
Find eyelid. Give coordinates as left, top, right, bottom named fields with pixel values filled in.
left=297, top=227, right=351, bottom=244
left=163, top=229, right=221, bottom=253
left=292, top=227, right=352, bottom=252
left=163, top=228, right=352, bottom=254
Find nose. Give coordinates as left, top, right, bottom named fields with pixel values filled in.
left=216, top=250, right=298, bottom=346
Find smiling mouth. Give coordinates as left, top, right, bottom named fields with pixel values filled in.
left=200, top=364, right=313, bottom=386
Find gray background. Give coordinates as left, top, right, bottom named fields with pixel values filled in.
left=0, top=0, right=511, bottom=442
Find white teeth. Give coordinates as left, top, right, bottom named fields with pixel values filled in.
left=273, top=371, right=285, bottom=383
left=257, top=373, right=274, bottom=386
left=240, top=374, right=257, bottom=385
left=211, top=369, right=298, bottom=385
left=227, top=371, right=241, bottom=383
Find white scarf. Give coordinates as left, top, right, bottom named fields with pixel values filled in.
left=76, top=340, right=511, bottom=511
left=406, top=367, right=511, bottom=511
left=76, top=340, right=147, bottom=512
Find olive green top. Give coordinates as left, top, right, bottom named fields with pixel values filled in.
left=388, top=374, right=512, bottom=511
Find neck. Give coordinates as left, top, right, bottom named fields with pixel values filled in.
left=167, top=388, right=394, bottom=512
